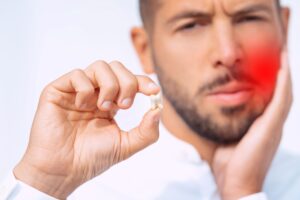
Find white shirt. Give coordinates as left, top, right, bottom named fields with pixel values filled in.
left=1, top=124, right=300, bottom=200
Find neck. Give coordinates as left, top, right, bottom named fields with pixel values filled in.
left=161, top=97, right=217, bottom=166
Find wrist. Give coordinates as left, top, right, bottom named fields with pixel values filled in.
left=14, top=160, right=79, bottom=199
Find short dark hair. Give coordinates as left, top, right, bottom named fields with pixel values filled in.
left=139, top=0, right=160, bottom=29
left=139, top=0, right=281, bottom=28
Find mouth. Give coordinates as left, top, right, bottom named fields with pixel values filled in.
left=206, top=82, right=254, bottom=107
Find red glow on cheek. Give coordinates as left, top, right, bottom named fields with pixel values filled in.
left=247, top=47, right=280, bottom=93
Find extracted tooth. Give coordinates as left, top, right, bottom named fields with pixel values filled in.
left=150, top=93, right=163, bottom=110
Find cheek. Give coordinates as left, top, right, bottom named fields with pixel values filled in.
left=246, top=46, right=280, bottom=93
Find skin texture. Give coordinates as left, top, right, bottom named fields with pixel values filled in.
left=14, top=0, right=292, bottom=199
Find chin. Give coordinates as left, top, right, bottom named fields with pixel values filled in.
left=199, top=104, right=264, bottom=144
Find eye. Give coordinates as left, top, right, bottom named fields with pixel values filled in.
left=180, top=22, right=198, bottom=30
left=178, top=20, right=210, bottom=32
left=237, top=15, right=264, bottom=23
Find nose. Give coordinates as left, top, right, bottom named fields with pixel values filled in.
left=212, top=21, right=241, bottom=68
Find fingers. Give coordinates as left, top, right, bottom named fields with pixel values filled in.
left=263, top=47, right=293, bottom=124
left=124, top=108, right=161, bottom=157
left=84, top=60, right=160, bottom=111
left=49, top=69, right=95, bottom=109
left=85, top=61, right=120, bottom=111
left=110, top=61, right=161, bottom=109
left=110, top=61, right=137, bottom=109
left=136, top=75, right=161, bottom=96
left=47, top=60, right=160, bottom=112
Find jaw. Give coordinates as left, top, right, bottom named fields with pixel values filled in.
left=195, top=100, right=265, bottom=141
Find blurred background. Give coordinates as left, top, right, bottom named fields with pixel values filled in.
left=0, top=0, right=299, bottom=180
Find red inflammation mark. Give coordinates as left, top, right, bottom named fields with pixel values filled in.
left=247, top=47, right=280, bottom=93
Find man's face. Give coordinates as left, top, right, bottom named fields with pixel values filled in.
left=149, top=0, right=285, bottom=143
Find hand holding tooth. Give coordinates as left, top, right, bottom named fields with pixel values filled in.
left=14, top=60, right=162, bottom=199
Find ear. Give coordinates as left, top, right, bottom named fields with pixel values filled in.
left=131, top=27, right=155, bottom=74
left=280, top=7, right=290, bottom=43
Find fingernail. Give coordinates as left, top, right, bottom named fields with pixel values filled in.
left=121, top=98, right=132, bottom=107
left=148, top=83, right=159, bottom=90
left=101, top=101, right=113, bottom=110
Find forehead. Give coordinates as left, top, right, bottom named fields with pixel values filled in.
left=157, top=0, right=276, bottom=15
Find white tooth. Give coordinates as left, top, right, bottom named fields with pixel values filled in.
left=150, top=93, right=163, bottom=110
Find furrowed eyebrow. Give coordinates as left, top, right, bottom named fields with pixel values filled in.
left=165, top=4, right=272, bottom=25
left=232, top=4, right=272, bottom=17
left=166, top=10, right=211, bottom=25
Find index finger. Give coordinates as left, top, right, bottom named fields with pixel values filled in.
left=136, top=75, right=161, bottom=96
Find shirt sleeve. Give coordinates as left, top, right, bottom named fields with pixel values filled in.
left=0, top=172, right=58, bottom=200
left=239, top=192, right=268, bottom=200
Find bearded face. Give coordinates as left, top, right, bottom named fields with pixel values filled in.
left=147, top=0, right=284, bottom=144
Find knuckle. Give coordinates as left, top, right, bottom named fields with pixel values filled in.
left=103, top=82, right=119, bottom=94
left=137, top=127, right=159, bottom=144
left=149, top=132, right=159, bottom=143
left=81, top=86, right=95, bottom=95
left=145, top=131, right=159, bottom=144
left=110, top=60, right=124, bottom=67
left=40, top=84, right=60, bottom=102
left=87, top=60, right=109, bottom=71
left=122, top=79, right=138, bottom=92
left=40, top=85, right=51, bottom=98
left=71, top=68, right=84, bottom=77
left=92, top=60, right=109, bottom=68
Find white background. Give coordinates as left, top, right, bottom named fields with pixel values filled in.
left=0, top=0, right=299, bottom=180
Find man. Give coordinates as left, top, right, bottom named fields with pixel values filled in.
left=0, top=0, right=299, bottom=199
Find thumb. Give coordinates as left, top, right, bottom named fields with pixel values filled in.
left=125, top=108, right=161, bottom=157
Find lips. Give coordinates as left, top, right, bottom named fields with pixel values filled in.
left=206, top=82, right=254, bottom=106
